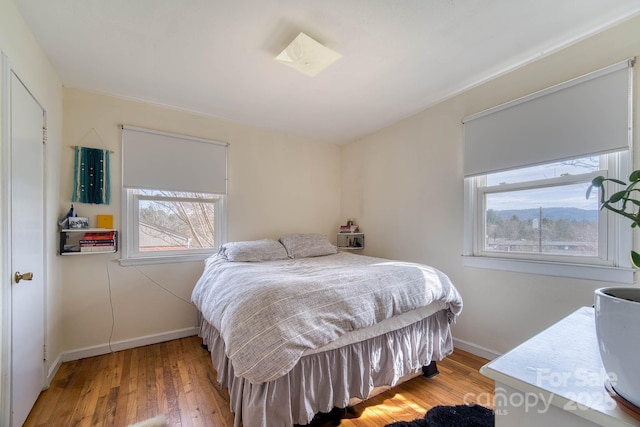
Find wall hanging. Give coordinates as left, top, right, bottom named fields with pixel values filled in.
left=70, top=128, right=112, bottom=205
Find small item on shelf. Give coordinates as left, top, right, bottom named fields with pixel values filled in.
left=336, top=231, right=364, bottom=250
left=63, top=244, right=79, bottom=252
left=96, top=214, right=114, bottom=229
left=340, top=219, right=359, bottom=233
left=68, top=217, right=89, bottom=229
left=58, top=204, right=78, bottom=229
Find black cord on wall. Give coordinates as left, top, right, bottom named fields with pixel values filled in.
left=104, top=254, right=194, bottom=353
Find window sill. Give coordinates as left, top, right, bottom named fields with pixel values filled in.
left=462, top=255, right=635, bottom=284
left=119, top=253, right=213, bottom=266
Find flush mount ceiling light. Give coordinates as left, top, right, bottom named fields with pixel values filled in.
left=275, top=32, right=342, bottom=77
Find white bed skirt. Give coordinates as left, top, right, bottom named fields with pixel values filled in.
left=199, top=308, right=454, bottom=427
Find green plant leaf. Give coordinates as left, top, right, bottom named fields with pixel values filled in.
left=591, top=176, right=606, bottom=187
left=587, top=170, right=640, bottom=269
left=609, top=191, right=628, bottom=203
left=609, top=178, right=628, bottom=185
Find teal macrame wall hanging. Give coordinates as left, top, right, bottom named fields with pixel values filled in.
left=72, top=146, right=111, bottom=205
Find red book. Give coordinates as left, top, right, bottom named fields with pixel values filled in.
left=82, top=231, right=115, bottom=241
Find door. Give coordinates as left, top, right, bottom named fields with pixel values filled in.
left=10, top=70, right=45, bottom=426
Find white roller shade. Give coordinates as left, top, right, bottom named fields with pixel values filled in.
left=463, top=59, right=633, bottom=177
left=122, top=125, right=228, bottom=194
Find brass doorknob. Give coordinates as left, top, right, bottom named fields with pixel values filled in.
left=14, top=271, right=33, bottom=283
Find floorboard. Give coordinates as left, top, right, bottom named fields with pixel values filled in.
left=24, top=336, right=494, bottom=426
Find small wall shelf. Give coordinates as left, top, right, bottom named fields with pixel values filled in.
left=337, top=233, right=364, bottom=250
left=59, top=228, right=118, bottom=255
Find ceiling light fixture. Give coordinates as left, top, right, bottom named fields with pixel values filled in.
left=275, top=32, right=342, bottom=77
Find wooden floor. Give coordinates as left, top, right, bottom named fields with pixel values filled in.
left=24, top=336, right=494, bottom=427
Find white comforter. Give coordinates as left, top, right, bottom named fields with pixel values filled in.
left=191, top=252, right=462, bottom=385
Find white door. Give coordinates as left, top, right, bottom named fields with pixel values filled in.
left=10, top=70, right=45, bottom=427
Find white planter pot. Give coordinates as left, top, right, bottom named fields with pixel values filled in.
left=594, top=287, right=640, bottom=408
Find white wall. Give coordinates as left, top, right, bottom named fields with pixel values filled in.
left=0, top=0, right=63, bottom=408
left=60, top=88, right=341, bottom=355
left=9, top=0, right=636, bottom=372
left=341, top=15, right=640, bottom=358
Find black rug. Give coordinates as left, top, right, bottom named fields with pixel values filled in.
left=385, top=404, right=494, bottom=427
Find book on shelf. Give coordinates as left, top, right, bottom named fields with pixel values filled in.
left=79, top=239, right=115, bottom=245
left=79, top=236, right=116, bottom=252
left=80, top=245, right=115, bottom=253
left=82, top=231, right=115, bottom=240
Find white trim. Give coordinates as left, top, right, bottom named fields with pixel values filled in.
left=41, top=112, right=50, bottom=392
left=45, top=354, right=62, bottom=389
left=0, top=50, right=12, bottom=427
left=118, top=253, right=214, bottom=266
left=453, top=337, right=501, bottom=361
left=61, top=327, right=199, bottom=362
left=462, top=255, right=635, bottom=284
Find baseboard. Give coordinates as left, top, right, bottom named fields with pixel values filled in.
left=45, top=353, right=63, bottom=388
left=453, top=337, right=501, bottom=361
left=61, top=327, right=199, bottom=362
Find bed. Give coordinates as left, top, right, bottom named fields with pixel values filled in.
left=191, top=234, right=463, bottom=427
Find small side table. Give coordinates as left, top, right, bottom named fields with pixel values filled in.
left=336, top=233, right=364, bottom=251
left=480, top=306, right=640, bottom=426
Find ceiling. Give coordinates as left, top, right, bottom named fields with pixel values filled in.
left=15, top=0, right=640, bottom=144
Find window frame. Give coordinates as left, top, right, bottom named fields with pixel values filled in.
left=463, top=151, right=634, bottom=283
left=119, top=188, right=227, bottom=266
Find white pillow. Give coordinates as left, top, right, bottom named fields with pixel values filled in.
left=279, top=233, right=337, bottom=258
left=219, top=239, right=289, bottom=262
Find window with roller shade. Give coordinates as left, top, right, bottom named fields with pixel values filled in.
left=120, top=125, right=228, bottom=265
left=462, top=59, right=634, bottom=283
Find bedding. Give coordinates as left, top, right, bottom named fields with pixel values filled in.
left=278, top=233, right=338, bottom=258
left=218, top=238, right=289, bottom=262
left=199, top=308, right=452, bottom=426
left=191, top=245, right=463, bottom=426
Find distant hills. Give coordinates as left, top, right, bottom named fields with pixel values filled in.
left=490, top=207, right=598, bottom=222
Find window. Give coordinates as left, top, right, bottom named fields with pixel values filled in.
left=481, top=157, right=601, bottom=259
left=462, top=60, right=634, bottom=283
left=121, top=189, right=226, bottom=264
left=120, top=126, right=228, bottom=265
left=464, top=153, right=632, bottom=282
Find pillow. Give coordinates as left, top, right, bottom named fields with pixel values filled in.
left=219, top=239, right=289, bottom=262
left=279, top=233, right=337, bottom=259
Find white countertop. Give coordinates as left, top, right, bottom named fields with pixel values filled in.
left=481, top=306, right=640, bottom=426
